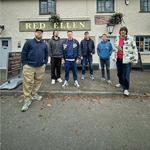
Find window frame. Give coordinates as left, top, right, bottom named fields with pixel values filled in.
left=39, top=0, right=56, bottom=15
left=96, top=0, right=115, bottom=13
left=136, top=35, right=150, bottom=53
left=139, top=0, right=150, bottom=13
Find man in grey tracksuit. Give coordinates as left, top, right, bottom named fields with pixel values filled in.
left=49, top=31, right=63, bottom=84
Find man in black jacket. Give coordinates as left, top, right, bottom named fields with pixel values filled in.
left=80, top=32, right=95, bottom=80
left=48, top=31, right=63, bottom=84
left=21, top=29, right=48, bottom=112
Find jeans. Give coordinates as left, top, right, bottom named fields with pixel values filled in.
left=51, top=57, right=62, bottom=80
left=100, top=58, right=110, bottom=80
left=65, top=60, right=77, bottom=81
left=82, top=55, right=94, bottom=75
left=116, top=59, right=131, bottom=90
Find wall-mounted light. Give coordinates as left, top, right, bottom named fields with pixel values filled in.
left=0, top=25, right=5, bottom=34
left=125, top=0, right=130, bottom=5
left=107, top=23, right=114, bottom=35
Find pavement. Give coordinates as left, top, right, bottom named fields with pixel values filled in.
left=0, top=69, right=150, bottom=97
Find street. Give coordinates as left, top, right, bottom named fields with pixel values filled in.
left=1, top=95, right=150, bottom=150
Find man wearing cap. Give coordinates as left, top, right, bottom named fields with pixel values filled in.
left=21, top=29, right=48, bottom=112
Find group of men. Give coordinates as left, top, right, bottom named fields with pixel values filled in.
left=49, top=30, right=113, bottom=87
left=21, top=27, right=138, bottom=112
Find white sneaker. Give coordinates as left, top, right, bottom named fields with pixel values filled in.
left=57, top=78, right=63, bottom=83
left=81, top=75, right=85, bottom=80
left=21, top=100, right=32, bottom=112
left=51, top=79, right=56, bottom=85
left=107, top=80, right=112, bottom=84
left=32, top=95, right=43, bottom=101
left=101, top=78, right=106, bottom=81
left=115, top=84, right=121, bottom=88
left=124, top=90, right=130, bottom=96
left=62, top=80, right=68, bottom=87
left=74, top=80, right=80, bottom=88
left=90, top=75, right=94, bottom=80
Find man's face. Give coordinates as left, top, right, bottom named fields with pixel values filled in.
left=84, top=33, right=90, bottom=39
left=54, top=31, right=59, bottom=37
left=120, top=30, right=126, bottom=37
left=102, top=35, right=107, bottom=41
left=35, top=31, right=43, bottom=40
left=67, top=32, right=73, bottom=39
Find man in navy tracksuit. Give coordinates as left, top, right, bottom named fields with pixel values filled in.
left=62, top=31, right=80, bottom=87
left=97, top=34, right=113, bottom=84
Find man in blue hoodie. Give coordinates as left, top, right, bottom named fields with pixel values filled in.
left=21, top=29, right=48, bottom=112
left=97, top=34, right=113, bottom=84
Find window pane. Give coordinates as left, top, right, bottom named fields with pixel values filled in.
left=40, top=1, right=48, bottom=14
left=40, top=0, right=56, bottom=14
left=136, top=36, right=150, bottom=52
left=105, top=1, right=113, bottom=12
left=97, top=0, right=114, bottom=12
left=140, top=0, right=150, bottom=11
left=48, top=0, right=56, bottom=13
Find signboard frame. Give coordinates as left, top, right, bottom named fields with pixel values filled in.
left=19, top=20, right=91, bottom=32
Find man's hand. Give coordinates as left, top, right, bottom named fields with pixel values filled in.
left=118, top=46, right=123, bottom=52
left=61, top=59, right=65, bottom=64
left=76, top=59, right=80, bottom=64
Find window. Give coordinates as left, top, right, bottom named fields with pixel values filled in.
left=97, top=0, right=114, bottom=13
left=136, top=36, right=150, bottom=52
left=39, top=0, right=56, bottom=15
left=140, top=0, right=150, bottom=12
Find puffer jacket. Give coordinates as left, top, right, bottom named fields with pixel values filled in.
left=112, top=35, right=138, bottom=64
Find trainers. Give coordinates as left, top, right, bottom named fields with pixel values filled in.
left=57, top=78, right=63, bottom=83
left=74, top=80, right=80, bottom=88
left=123, top=90, right=130, bottom=96
left=115, top=84, right=121, bottom=88
left=81, top=75, right=85, bottom=80
left=51, top=79, right=56, bottom=85
left=21, top=100, right=32, bottom=112
left=90, top=75, right=94, bottom=80
left=101, top=78, right=106, bottom=81
left=62, top=80, right=68, bottom=87
left=107, top=80, right=112, bottom=84
left=32, top=95, right=43, bottom=101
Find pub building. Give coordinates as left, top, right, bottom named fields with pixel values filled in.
left=0, top=0, right=150, bottom=70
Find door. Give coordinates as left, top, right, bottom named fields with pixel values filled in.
left=98, top=36, right=116, bottom=69
left=0, top=38, right=11, bottom=69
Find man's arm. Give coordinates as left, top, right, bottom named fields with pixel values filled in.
left=48, top=39, right=52, bottom=57
left=44, top=44, right=49, bottom=65
left=97, top=43, right=100, bottom=57
left=79, top=40, right=83, bottom=57
left=109, top=42, right=113, bottom=56
left=76, top=40, right=80, bottom=59
left=21, top=40, right=30, bottom=66
left=92, top=40, right=95, bottom=54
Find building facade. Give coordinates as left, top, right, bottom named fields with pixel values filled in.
left=0, top=0, right=150, bottom=69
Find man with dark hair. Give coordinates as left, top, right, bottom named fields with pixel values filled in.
left=62, top=31, right=80, bottom=87
left=113, top=26, right=138, bottom=96
left=48, top=30, right=63, bottom=84
left=21, top=29, right=48, bottom=112
left=80, top=31, right=95, bottom=80
left=97, top=33, right=113, bottom=84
